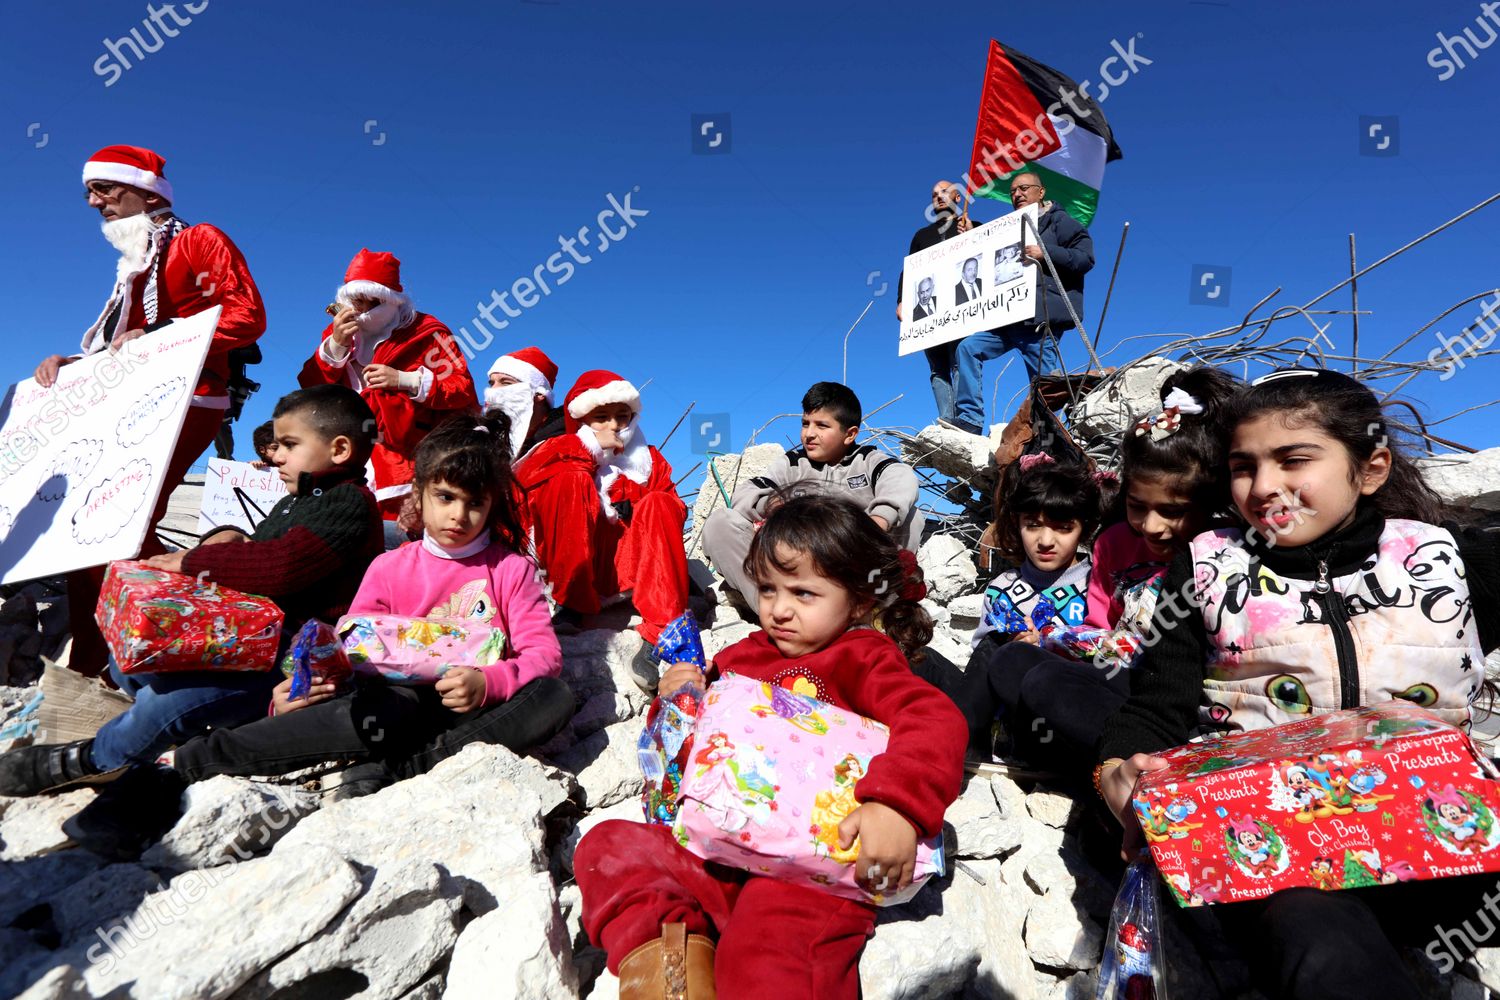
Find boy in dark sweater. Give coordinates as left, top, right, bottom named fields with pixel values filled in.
left=0, top=385, right=384, bottom=799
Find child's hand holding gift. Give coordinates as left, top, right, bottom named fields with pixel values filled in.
left=658, top=661, right=705, bottom=699
left=436, top=667, right=486, bottom=713
left=1099, top=753, right=1172, bottom=859
left=839, top=800, right=918, bottom=894
left=143, top=550, right=188, bottom=573
left=270, top=675, right=339, bottom=716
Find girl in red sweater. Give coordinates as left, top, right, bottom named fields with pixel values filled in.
left=575, top=492, right=966, bottom=999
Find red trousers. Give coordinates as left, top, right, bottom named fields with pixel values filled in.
left=576, top=820, right=875, bottom=999
left=66, top=406, right=223, bottom=677
left=527, top=468, right=688, bottom=646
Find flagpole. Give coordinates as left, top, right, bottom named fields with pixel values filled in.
left=1092, top=221, right=1130, bottom=353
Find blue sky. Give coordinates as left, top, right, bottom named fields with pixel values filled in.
left=2, top=1, right=1497, bottom=495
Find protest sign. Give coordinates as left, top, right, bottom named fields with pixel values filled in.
left=898, top=203, right=1039, bottom=356
left=197, top=458, right=288, bottom=535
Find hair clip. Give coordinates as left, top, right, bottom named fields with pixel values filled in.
left=1017, top=452, right=1055, bottom=472
left=473, top=425, right=489, bottom=433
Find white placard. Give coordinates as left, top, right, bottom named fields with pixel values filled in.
left=198, top=458, right=288, bottom=535
left=0, top=308, right=219, bottom=584
left=898, top=203, right=1040, bottom=357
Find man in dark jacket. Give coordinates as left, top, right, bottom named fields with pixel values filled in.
left=949, top=172, right=1094, bottom=435
left=897, top=180, right=970, bottom=422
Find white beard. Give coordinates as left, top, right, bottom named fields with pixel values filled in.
left=102, top=214, right=156, bottom=281
left=352, top=301, right=402, bottom=365
left=483, top=383, right=536, bottom=460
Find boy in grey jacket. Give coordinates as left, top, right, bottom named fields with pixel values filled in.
left=702, top=382, right=923, bottom=603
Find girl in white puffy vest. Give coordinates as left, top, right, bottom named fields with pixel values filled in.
left=1097, top=367, right=1500, bottom=1000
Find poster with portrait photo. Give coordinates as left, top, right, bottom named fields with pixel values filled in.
left=897, top=202, right=1038, bottom=357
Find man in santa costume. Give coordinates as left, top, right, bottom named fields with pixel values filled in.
left=515, top=370, right=689, bottom=684
left=33, top=145, right=266, bottom=677
left=483, top=346, right=567, bottom=461
left=299, top=249, right=478, bottom=520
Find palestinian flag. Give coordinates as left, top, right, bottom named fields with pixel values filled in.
left=967, top=40, right=1123, bottom=226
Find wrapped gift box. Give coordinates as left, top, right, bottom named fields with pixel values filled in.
left=337, top=614, right=509, bottom=684
left=673, top=673, right=944, bottom=907
left=96, top=560, right=283, bottom=673
left=1133, top=701, right=1500, bottom=907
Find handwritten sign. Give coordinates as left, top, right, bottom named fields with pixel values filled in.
left=0, top=308, right=219, bottom=584
left=898, top=203, right=1039, bottom=357
left=198, top=458, right=288, bottom=535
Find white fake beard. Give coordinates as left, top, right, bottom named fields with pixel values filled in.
left=102, top=214, right=155, bottom=280
left=356, top=300, right=401, bottom=335
left=483, top=383, right=535, bottom=460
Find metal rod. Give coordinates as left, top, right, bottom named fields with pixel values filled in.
left=1348, top=234, right=1360, bottom=372
left=658, top=401, right=697, bottom=450
left=1092, top=221, right=1130, bottom=351
left=841, top=299, right=875, bottom=385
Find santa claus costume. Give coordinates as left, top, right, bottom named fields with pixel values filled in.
left=299, top=250, right=478, bottom=518
left=515, top=370, right=689, bottom=646
left=68, top=145, right=267, bottom=675
left=483, top=346, right=567, bottom=461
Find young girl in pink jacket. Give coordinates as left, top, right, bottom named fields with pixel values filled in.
left=171, top=414, right=575, bottom=788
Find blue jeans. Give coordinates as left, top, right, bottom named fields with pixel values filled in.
left=90, top=661, right=283, bottom=771
left=953, top=322, right=1066, bottom=428
left=924, top=342, right=956, bottom=422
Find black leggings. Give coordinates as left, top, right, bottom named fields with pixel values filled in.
left=940, top=636, right=1130, bottom=772
left=1195, top=873, right=1500, bottom=999
left=174, top=675, right=575, bottom=782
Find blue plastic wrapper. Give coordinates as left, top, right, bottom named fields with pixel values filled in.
left=983, top=593, right=1057, bottom=637
left=282, top=619, right=352, bottom=701
left=638, top=611, right=708, bottom=824
left=1095, top=854, right=1168, bottom=1000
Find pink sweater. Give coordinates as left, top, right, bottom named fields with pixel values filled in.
left=347, top=540, right=562, bottom=706
left=1083, top=522, right=1172, bottom=631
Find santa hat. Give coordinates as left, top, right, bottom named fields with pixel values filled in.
left=338, top=249, right=407, bottom=303
left=489, top=347, right=559, bottom=404
left=564, top=369, right=641, bottom=433
left=82, top=145, right=173, bottom=204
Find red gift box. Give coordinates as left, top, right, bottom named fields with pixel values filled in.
left=1133, top=701, right=1500, bottom=907
left=95, top=560, right=284, bottom=673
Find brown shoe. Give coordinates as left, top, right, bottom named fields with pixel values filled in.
left=617, top=922, right=716, bottom=999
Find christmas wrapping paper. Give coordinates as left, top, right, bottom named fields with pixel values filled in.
left=638, top=611, right=709, bottom=825
left=1133, top=701, right=1500, bottom=907
left=673, top=672, right=944, bottom=907
left=281, top=619, right=353, bottom=700
left=96, top=560, right=283, bottom=674
left=336, top=614, right=509, bottom=684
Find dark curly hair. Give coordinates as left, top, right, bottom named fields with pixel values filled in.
left=745, top=489, right=933, bottom=660
left=411, top=412, right=524, bottom=551
left=992, top=460, right=1103, bottom=564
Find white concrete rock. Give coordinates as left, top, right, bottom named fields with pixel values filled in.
left=49, top=862, right=166, bottom=947
left=1026, top=786, right=1079, bottom=830
left=142, top=776, right=318, bottom=872
left=946, top=775, right=1025, bottom=860
left=443, top=871, right=578, bottom=1000
left=1419, top=447, right=1500, bottom=511
left=687, top=443, right=786, bottom=561
left=947, top=592, right=987, bottom=634
left=83, top=845, right=362, bottom=999
left=0, top=850, right=102, bottom=925
left=235, top=860, right=461, bottom=1000
left=1024, top=889, right=1104, bottom=971
left=1040, top=970, right=1096, bottom=1000
left=918, top=533, right=975, bottom=604
left=548, top=717, right=647, bottom=811
left=13, top=965, right=90, bottom=1000
left=901, top=425, right=996, bottom=484
left=273, top=744, right=566, bottom=915
left=571, top=691, right=638, bottom=741
left=0, top=788, right=96, bottom=860
left=1069, top=358, right=1187, bottom=445
left=559, top=628, right=652, bottom=719
left=703, top=620, right=756, bottom=660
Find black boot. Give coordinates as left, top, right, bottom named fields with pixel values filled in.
left=63, top=764, right=186, bottom=860
left=0, top=739, right=118, bottom=797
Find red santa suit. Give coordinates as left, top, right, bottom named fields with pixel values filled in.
left=68, top=145, right=267, bottom=675
left=515, top=370, right=688, bottom=645
left=298, top=249, right=478, bottom=518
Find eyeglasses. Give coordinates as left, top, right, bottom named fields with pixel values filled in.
left=84, top=181, right=124, bottom=201
left=1010, top=183, right=1041, bottom=196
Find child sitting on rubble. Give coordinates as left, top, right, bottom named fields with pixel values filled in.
left=701, top=381, right=922, bottom=611
left=170, top=413, right=575, bottom=792
left=0, top=385, right=386, bottom=854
